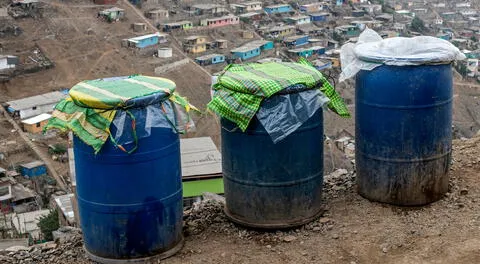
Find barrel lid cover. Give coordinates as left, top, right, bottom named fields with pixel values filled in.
left=354, top=36, right=465, bottom=64
left=69, top=75, right=176, bottom=109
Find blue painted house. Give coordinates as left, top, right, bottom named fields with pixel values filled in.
left=230, top=40, right=273, bottom=60
left=309, top=46, right=326, bottom=55
left=248, top=40, right=274, bottom=51
left=231, top=46, right=260, bottom=60
left=309, top=13, right=329, bottom=22
left=284, top=35, right=310, bottom=47
left=126, top=33, right=167, bottom=49
left=264, top=4, right=292, bottom=14
left=288, top=48, right=314, bottom=58
left=20, top=161, right=47, bottom=178
left=195, top=54, right=226, bottom=65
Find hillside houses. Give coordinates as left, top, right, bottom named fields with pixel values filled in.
left=183, top=36, right=207, bottom=54
left=6, top=91, right=67, bottom=119
left=231, top=1, right=262, bottom=14
left=299, top=2, right=327, bottom=13
left=264, top=4, right=292, bottom=14
left=260, top=25, right=296, bottom=39
left=200, top=15, right=239, bottom=28
left=191, top=4, right=227, bottom=16
left=284, top=15, right=311, bottom=25
left=97, top=7, right=124, bottom=22
left=0, top=55, right=18, bottom=71
left=162, top=21, right=193, bottom=32
left=146, top=9, right=169, bottom=21
left=124, top=32, right=167, bottom=49
left=195, top=54, right=225, bottom=66
left=230, top=40, right=274, bottom=61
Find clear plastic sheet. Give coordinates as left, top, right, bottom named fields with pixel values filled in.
left=339, top=28, right=466, bottom=82
left=112, top=100, right=195, bottom=145
left=256, top=90, right=329, bottom=143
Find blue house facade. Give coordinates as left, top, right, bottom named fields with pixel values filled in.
left=264, top=4, right=292, bottom=14
left=309, top=13, right=328, bottom=22
left=127, top=33, right=164, bottom=48
left=284, top=35, right=310, bottom=47
left=231, top=46, right=261, bottom=60
left=20, top=161, right=47, bottom=178
left=195, top=54, right=226, bottom=65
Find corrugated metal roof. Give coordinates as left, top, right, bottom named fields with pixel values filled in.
left=21, top=113, right=51, bottom=125
left=6, top=91, right=67, bottom=111
left=180, top=137, right=221, bottom=179
left=54, top=193, right=75, bottom=224
left=195, top=53, right=224, bottom=61
left=20, top=160, right=45, bottom=169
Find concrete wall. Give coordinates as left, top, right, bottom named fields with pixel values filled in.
left=154, top=58, right=190, bottom=74
left=19, top=103, right=56, bottom=120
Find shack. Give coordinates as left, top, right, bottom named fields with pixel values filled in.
left=299, top=3, right=325, bottom=13
left=162, top=21, right=193, bottom=32
left=19, top=161, right=46, bottom=178
left=145, top=9, right=168, bottom=21
left=125, top=32, right=167, bottom=49
left=200, top=15, right=239, bottom=28
left=97, top=7, right=125, bottom=22
left=11, top=209, right=50, bottom=242
left=284, top=15, right=311, bottom=25
left=195, top=54, right=225, bottom=66
left=231, top=46, right=260, bottom=60
left=261, top=25, right=295, bottom=38
left=288, top=48, right=314, bottom=58
left=191, top=4, right=227, bottom=16
left=6, top=91, right=67, bottom=119
left=232, top=1, right=262, bottom=14
left=264, top=4, right=292, bottom=14
left=21, top=113, right=51, bottom=134
left=183, top=36, right=207, bottom=54
left=238, top=12, right=263, bottom=22
left=284, top=35, right=310, bottom=47
left=0, top=55, right=19, bottom=71
left=309, top=12, right=329, bottom=22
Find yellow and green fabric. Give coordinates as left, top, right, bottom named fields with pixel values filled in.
left=45, top=75, right=197, bottom=154
left=207, top=58, right=350, bottom=131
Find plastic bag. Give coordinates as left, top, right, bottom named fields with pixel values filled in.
left=339, top=28, right=466, bottom=82
left=256, top=90, right=329, bottom=143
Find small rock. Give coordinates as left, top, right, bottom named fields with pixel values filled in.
left=332, top=234, right=339, bottom=239
left=283, top=235, right=297, bottom=242
left=319, top=217, right=331, bottom=224
left=301, top=252, right=308, bottom=256
left=313, top=227, right=321, bottom=232
left=266, top=245, right=272, bottom=249
left=221, top=252, right=226, bottom=257
left=382, top=247, right=388, bottom=253
left=460, top=188, right=468, bottom=195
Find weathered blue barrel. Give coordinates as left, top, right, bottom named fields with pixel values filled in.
left=74, top=127, right=183, bottom=262
left=222, top=109, right=324, bottom=228
left=355, top=64, right=452, bottom=205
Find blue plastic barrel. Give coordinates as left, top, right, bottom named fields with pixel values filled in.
left=74, top=126, right=183, bottom=262
left=355, top=64, right=452, bottom=205
left=222, top=109, right=324, bottom=228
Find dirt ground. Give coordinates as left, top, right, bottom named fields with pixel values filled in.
left=161, top=137, right=480, bottom=264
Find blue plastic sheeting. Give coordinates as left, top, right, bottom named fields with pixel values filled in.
left=256, top=89, right=329, bottom=143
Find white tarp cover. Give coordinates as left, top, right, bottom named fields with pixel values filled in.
left=339, top=28, right=466, bottom=82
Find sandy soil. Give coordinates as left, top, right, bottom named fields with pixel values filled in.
left=161, top=137, right=480, bottom=264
